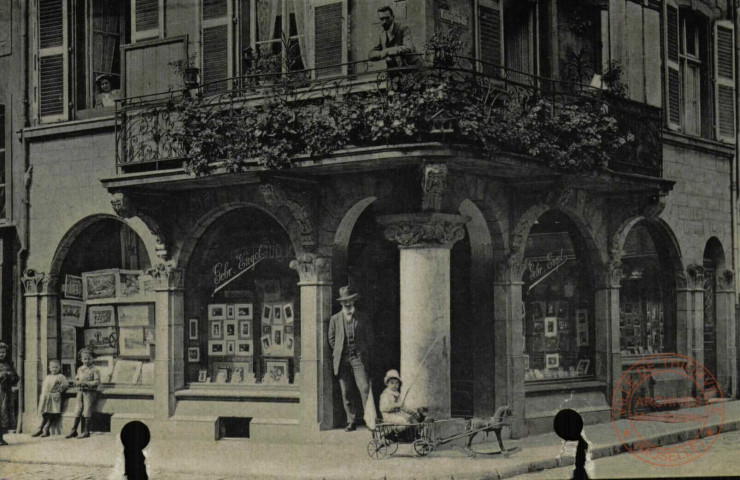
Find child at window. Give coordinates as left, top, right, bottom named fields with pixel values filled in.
left=32, top=359, right=68, bottom=437
left=66, top=348, right=100, bottom=439
left=0, top=342, right=19, bottom=445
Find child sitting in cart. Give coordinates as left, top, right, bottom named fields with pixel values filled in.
left=379, top=369, right=429, bottom=441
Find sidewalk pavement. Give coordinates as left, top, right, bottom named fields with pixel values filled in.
left=0, top=400, right=737, bottom=480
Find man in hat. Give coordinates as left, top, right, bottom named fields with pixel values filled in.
left=328, top=285, right=374, bottom=431
left=94, top=74, right=120, bottom=108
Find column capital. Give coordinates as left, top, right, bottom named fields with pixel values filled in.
left=147, top=262, right=184, bottom=291
left=677, top=263, right=705, bottom=291
left=378, top=212, right=469, bottom=248
left=717, top=269, right=735, bottom=292
left=289, top=253, right=331, bottom=284
left=22, top=269, right=51, bottom=296
left=596, top=261, right=623, bottom=289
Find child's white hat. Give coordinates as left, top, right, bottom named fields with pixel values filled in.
left=384, top=369, right=402, bottom=386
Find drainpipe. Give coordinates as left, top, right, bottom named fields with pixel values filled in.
left=16, top=0, right=31, bottom=433
left=734, top=0, right=740, bottom=399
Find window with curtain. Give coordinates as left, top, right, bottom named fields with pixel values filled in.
left=254, top=0, right=306, bottom=72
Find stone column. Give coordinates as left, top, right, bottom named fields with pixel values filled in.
left=676, top=265, right=705, bottom=396
left=715, top=270, right=736, bottom=397
left=493, top=259, right=526, bottom=438
left=289, top=253, right=334, bottom=440
left=149, top=263, right=185, bottom=420
left=21, top=270, right=47, bottom=431
left=595, top=262, right=622, bottom=400
left=378, top=212, right=469, bottom=419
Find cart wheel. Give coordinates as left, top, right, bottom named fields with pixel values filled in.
left=385, top=440, right=399, bottom=456
left=367, top=439, right=388, bottom=459
left=413, top=439, right=433, bottom=457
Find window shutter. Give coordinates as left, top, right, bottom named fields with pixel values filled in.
left=714, top=20, right=735, bottom=143
left=201, top=0, right=233, bottom=93
left=663, top=1, right=680, bottom=130
left=132, top=0, right=162, bottom=42
left=478, top=0, right=504, bottom=75
left=311, top=0, right=347, bottom=78
left=38, top=0, right=68, bottom=122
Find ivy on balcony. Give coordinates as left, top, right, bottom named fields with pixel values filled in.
left=118, top=42, right=649, bottom=176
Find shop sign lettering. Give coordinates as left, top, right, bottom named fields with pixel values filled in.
left=213, top=250, right=266, bottom=289
left=231, top=242, right=292, bottom=262
left=526, top=249, right=569, bottom=283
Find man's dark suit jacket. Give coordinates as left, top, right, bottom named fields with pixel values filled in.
left=327, top=311, right=373, bottom=376
left=370, top=22, right=420, bottom=68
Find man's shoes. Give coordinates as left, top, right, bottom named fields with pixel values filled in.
left=65, top=431, right=78, bottom=439
left=40, top=430, right=50, bottom=438
left=77, top=432, right=90, bottom=439
left=344, top=423, right=357, bottom=432
left=31, top=429, right=43, bottom=437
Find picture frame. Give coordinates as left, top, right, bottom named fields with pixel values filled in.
left=226, top=305, right=235, bottom=320
left=93, top=355, right=115, bottom=383
left=226, top=340, right=235, bottom=355
left=263, top=359, right=289, bottom=384
left=60, top=299, right=86, bottom=327
left=211, top=321, right=223, bottom=339
left=64, top=275, right=84, bottom=299
left=88, top=305, right=115, bottom=328
left=61, top=360, right=76, bottom=381
left=285, top=325, right=294, bottom=335
left=261, top=334, right=272, bottom=353
left=286, top=335, right=294, bottom=353
left=215, top=367, right=230, bottom=383
left=235, top=303, right=253, bottom=320
left=119, top=327, right=150, bottom=357
left=577, top=359, right=590, bottom=376
left=84, top=327, right=118, bottom=355
left=272, top=305, right=282, bottom=324
left=61, top=325, right=77, bottom=359
left=139, top=275, right=155, bottom=296
left=273, top=326, right=283, bottom=347
left=239, top=320, right=251, bottom=339
left=188, top=347, right=200, bottom=362
left=262, top=304, right=273, bottom=324
left=208, top=304, right=226, bottom=320
left=283, top=303, right=294, bottom=324
left=198, top=369, right=208, bottom=382
left=117, top=304, right=153, bottom=327
left=189, top=318, right=199, bottom=340
left=118, top=270, right=143, bottom=298
left=524, top=354, right=529, bottom=371
left=262, top=325, right=271, bottom=335
left=224, top=320, right=237, bottom=339
left=545, top=353, right=560, bottom=369
left=83, top=269, right=118, bottom=301
left=236, top=340, right=253, bottom=356
left=576, top=309, right=588, bottom=325
left=544, top=317, right=557, bottom=338
left=261, top=279, right=282, bottom=302
left=230, top=361, right=253, bottom=383
left=209, top=340, right=226, bottom=356
left=110, top=359, right=143, bottom=384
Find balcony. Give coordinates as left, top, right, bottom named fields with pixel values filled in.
left=114, top=55, right=662, bottom=179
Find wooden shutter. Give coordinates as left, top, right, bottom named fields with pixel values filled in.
left=663, top=1, right=681, bottom=130
left=132, top=0, right=163, bottom=42
left=714, top=20, right=735, bottom=143
left=311, top=0, right=347, bottom=78
left=38, top=0, right=68, bottom=122
left=477, top=0, right=504, bottom=75
left=201, top=0, right=233, bottom=93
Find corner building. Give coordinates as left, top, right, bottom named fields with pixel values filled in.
left=18, top=0, right=740, bottom=442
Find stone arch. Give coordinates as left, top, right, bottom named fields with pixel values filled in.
left=703, top=237, right=726, bottom=272
left=610, top=216, right=684, bottom=275
left=332, top=197, right=377, bottom=289
left=48, top=214, right=160, bottom=291
left=174, top=202, right=304, bottom=270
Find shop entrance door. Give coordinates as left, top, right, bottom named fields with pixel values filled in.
left=703, top=268, right=718, bottom=385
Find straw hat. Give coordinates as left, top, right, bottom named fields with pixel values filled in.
left=384, top=369, right=402, bottom=386
left=336, top=284, right=359, bottom=302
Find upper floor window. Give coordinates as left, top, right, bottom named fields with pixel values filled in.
left=37, top=0, right=132, bottom=122
left=664, top=2, right=735, bottom=142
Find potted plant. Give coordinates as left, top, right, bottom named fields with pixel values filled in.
left=424, top=29, right=463, bottom=67
left=170, top=54, right=200, bottom=89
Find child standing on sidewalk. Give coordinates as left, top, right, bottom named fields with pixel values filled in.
left=0, top=342, right=19, bottom=446
left=32, top=359, right=68, bottom=437
left=66, top=348, right=100, bottom=439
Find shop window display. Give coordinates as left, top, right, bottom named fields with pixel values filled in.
left=58, top=220, right=154, bottom=386
left=619, top=223, right=667, bottom=355
left=186, top=208, right=300, bottom=386
left=522, top=213, right=594, bottom=381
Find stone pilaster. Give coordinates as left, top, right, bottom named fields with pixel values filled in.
left=676, top=264, right=705, bottom=396
left=21, top=269, right=52, bottom=431
left=147, top=262, right=184, bottom=420
left=715, top=270, right=736, bottom=397
left=595, top=261, right=622, bottom=402
left=289, top=253, right=333, bottom=439
left=378, top=212, right=469, bottom=419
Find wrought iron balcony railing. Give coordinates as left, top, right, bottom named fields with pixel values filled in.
left=115, top=55, right=662, bottom=178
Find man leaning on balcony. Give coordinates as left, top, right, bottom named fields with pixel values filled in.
left=368, top=6, right=420, bottom=69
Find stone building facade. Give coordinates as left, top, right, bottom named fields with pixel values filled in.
left=12, top=0, right=740, bottom=442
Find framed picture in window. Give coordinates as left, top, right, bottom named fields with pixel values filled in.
left=117, top=304, right=153, bottom=327
left=119, top=327, right=149, bottom=357
left=224, top=320, right=237, bottom=339
left=62, top=360, right=76, bottom=381
left=64, top=275, right=84, bottom=299
left=117, top=270, right=143, bottom=298
left=226, top=305, right=235, bottom=320
left=235, top=303, right=253, bottom=320
left=208, top=340, right=226, bottom=356
left=239, top=320, right=251, bottom=339
left=84, top=327, right=118, bottom=356
left=272, top=305, right=282, bottom=324
left=83, top=269, right=119, bottom=301
left=231, top=361, right=253, bottom=383
left=261, top=334, right=272, bottom=353
left=189, top=318, right=198, bottom=340
left=198, top=369, right=208, bottom=382
left=236, top=340, right=253, bottom=356
left=545, top=353, right=559, bottom=369
left=263, top=359, right=289, bottom=384
left=577, top=359, right=590, bottom=376
left=286, top=335, right=294, bottom=353
left=211, top=321, right=223, bottom=339
left=283, top=303, right=294, bottom=324
left=262, top=325, right=271, bottom=335
left=262, top=304, right=273, bottom=324
left=226, top=340, right=235, bottom=355
left=273, top=326, right=283, bottom=347
left=88, top=305, right=115, bottom=328
left=208, top=304, right=226, bottom=320
left=544, top=317, right=557, bottom=338
left=60, top=299, right=86, bottom=327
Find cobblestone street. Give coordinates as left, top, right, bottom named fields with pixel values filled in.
left=0, top=461, right=265, bottom=480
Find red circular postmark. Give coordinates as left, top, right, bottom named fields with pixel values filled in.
left=611, top=353, right=725, bottom=467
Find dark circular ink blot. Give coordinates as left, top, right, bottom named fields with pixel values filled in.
left=554, top=408, right=583, bottom=442
left=120, top=420, right=150, bottom=480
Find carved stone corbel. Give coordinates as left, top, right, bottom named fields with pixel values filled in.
left=259, top=183, right=315, bottom=248
left=289, top=253, right=331, bottom=284
left=642, top=193, right=667, bottom=219
left=421, top=164, right=448, bottom=212
left=146, top=262, right=184, bottom=290
left=378, top=213, right=468, bottom=248
left=111, top=192, right=169, bottom=260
